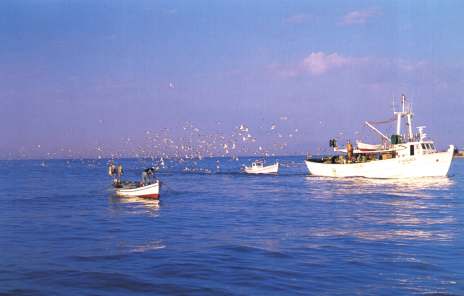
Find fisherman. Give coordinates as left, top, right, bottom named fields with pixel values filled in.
left=117, top=164, right=123, bottom=177
left=113, top=164, right=123, bottom=185
left=141, top=168, right=155, bottom=185
left=346, top=140, right=354, bottom=161
left=141, top=171, right=148, bottom=185
left=108, top=161, right=116, bottom=176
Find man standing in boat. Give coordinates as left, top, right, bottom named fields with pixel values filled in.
left=108, top=161, right=116, bottom=177
left=141, top=167, right=156, bottom=185
left=117, top=164, right=123, bottom=179
left=108, top=161, right=119, bottom=186
left=346, top=140, right=354, bottom=162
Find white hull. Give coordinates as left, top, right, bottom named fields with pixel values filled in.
left=305, top=146, right=454, bottom=179
left=244, top=163, right=279, bottom=174
left=116, top=181, right=160, bottom=199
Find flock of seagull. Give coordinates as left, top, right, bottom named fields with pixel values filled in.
left=11, top=118, right=308, bottom=164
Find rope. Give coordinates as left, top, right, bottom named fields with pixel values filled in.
left=366, top=116, right=397, bottom=125
left=160, top=180, right=176, bottom=192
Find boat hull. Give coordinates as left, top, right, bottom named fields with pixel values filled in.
left=305, top=146, right=454, bottom=179
left=116, top=182, right=160, bottom=199
left=244, top=163, right=279, bottom=174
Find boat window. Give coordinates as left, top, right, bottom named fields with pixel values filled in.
left=410, top=145, right=415, bottom=156
left=430, top=144, right=435, bottom=150
left=426, top=143, right=432, bottom=149
left=421, top=143, right=426, bottom=149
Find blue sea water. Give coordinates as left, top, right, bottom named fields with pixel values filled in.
left=0, top=156, right=463, bottom=295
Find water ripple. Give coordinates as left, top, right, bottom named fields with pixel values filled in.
left=0, top=157, right=463, bottom=295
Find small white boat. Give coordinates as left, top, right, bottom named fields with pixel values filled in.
left=111, top=166, right=161, bottom=199
left=244, top=160, right=279, bottom=174
left=115, top=181, right=160, bottom=199
left=356, top=141, right=384, bottom=151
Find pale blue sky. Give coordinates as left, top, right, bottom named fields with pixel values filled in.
left=1, top=1, right=463, bottom=158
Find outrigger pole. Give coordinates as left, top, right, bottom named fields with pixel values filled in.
left=364, top=121, right=391, bottom=143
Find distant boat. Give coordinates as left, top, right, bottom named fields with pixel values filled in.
left=305, top=94, right=454, bottom=178
left=244, top=160, right=279, bottom=174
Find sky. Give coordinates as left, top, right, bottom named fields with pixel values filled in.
left=1, top=0, right=464, bottom=159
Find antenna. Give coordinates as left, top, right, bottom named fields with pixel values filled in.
left=401, top=94, right=406, bottom=113
left=409, top=96, right=413, bottom=114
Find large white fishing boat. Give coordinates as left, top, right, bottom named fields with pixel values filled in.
left=305, top=95, right=454, bottom=178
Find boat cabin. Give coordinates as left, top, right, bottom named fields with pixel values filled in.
left=308, top=138, right=439, bottom=165
left=251, top=160, right=264, bottom=168
left=393, top=140, right=436, bottom=158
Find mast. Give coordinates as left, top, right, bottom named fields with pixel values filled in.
left=407, top=113, right=413, bottom=141
left=394, top=94, right=413, bottom=140
left=395, top=112, right=402, bottom=135
left=394, top=97, right=402, bottom=136
left=402, top=94, right=405, bottom=113
left=403, top=94, right=414, bottom=141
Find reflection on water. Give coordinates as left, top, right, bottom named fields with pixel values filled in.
left=354, top=229, right=452, bottom=241
left=311, top=229, right=452, bottom=241
left=305, top=176, right=457, bottom=242
left=129, top=240, right=166, bottom=253
left=109, top=195, right=160, bottom=214
left=307, top=176, right=454, bottom=198
left=1, top=157, right=462, bottom=295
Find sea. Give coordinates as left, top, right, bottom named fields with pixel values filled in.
left=0, top=156, right=463, bottom=295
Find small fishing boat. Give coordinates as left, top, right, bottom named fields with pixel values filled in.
left=109, top=165, right=161, bottom=199
left=114, top=180, right=160, bottom=199
left=244, top=160, right=279, bottom=174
